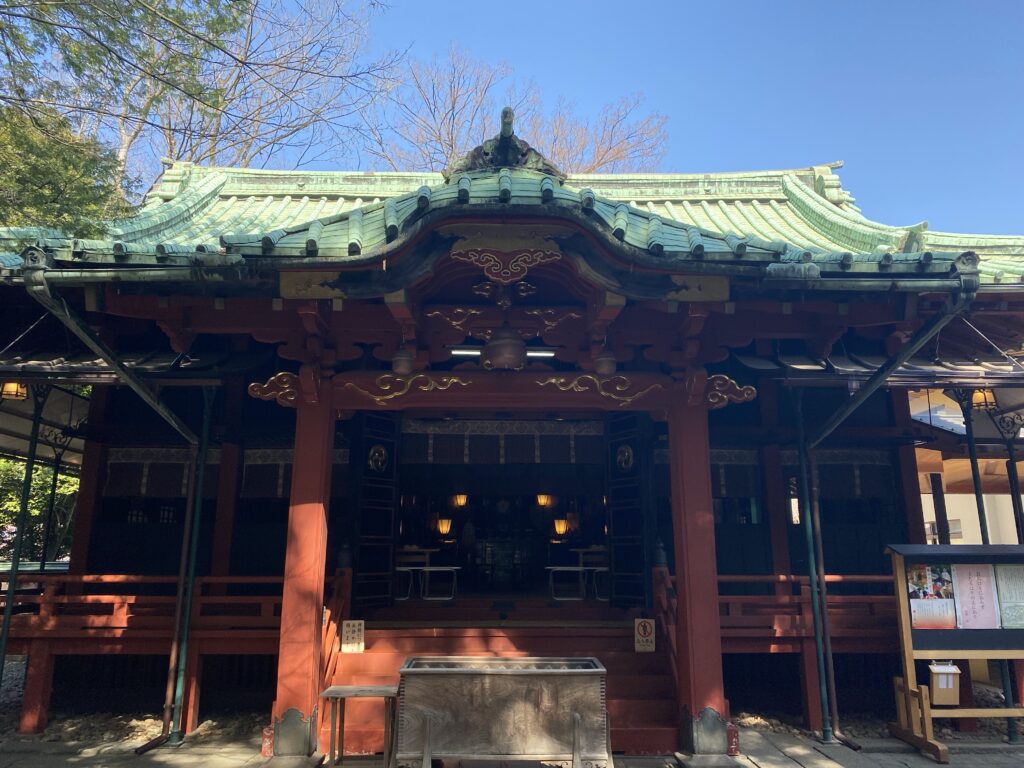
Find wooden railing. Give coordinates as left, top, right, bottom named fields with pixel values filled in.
left=1, top=573, right=284, bottom=633
left=317, top=568, right=352, bottom=738
left=717, top=574, right=895, bottom=645
left=652, top=567, right=678, bottom=688
left=653, top=571, right=897, bottom=659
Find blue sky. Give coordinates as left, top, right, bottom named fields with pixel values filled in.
left=366, top=1, right=1023, bottom=235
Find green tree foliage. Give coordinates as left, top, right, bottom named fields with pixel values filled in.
left=0, top=1, right=395, bottom=183
left=0, top=107, right=133, bottom=234
left=0, top=1, right=243, bottom=123
left=0, top=457, right=79, bottom=562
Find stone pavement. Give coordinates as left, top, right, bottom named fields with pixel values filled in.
left=0, top=737, right=268, bottom=767
left=1, top=731, right=1023, bottom=768
left=737, top=727, right=1024, bottom=768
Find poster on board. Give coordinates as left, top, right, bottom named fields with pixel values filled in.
left=995, top=565, right=1024, bottom=629
left=907, top=563, right=956, bottom=629
left=952, top=564, right=1000, bottom=629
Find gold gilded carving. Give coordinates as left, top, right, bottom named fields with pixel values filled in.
left=536, top=375, right=662, bottom=407
left=450, top=249, right=561, bottom=284
left=525, top=308, right=583, bottom=330
left=343, top=374, right=470, bottom=405
left=704, top=374, right=757, bottom=410
left=248, top=372, right=300, bottom=408
left=425, top=308, right=483, bottom=330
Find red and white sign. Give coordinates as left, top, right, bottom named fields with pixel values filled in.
left=634, top=618, right=656, bottom=653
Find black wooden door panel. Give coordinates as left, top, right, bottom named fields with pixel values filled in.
left=350, top=412, right=400, bottom=608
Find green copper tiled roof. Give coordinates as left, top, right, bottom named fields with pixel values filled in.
left=1, top=159, right=1017, bottom=285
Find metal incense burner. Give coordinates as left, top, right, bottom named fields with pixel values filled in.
left=395, top=656, right=613, bottom=768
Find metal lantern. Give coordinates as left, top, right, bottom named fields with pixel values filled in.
left=437, top=518, right=453, bottom=536
left=450, top=494, right=468, bottom=508
left=536, top=494, right=554, bottom=508
left=0, top=381, right=28, bottom=400
left=553, top=518, right=569, bottom=536
left=971, top=388, right=997, bottom=412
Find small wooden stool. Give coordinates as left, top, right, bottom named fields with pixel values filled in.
left=320, top=684, right=399, bottom=767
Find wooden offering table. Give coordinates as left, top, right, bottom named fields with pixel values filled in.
left=321, top=684, right=399, bottom=766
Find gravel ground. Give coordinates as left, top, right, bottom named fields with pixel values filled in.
left=0, top=656, right=26, bottom=736
left=734, top=683, right=1020, bottom=744
left=2, top=655, right=266, bottom=749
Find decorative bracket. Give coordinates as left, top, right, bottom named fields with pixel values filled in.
left=341, top=373, right=471, bottom=406
left=248, top=372, right=300, bottom=408
left=450, top=248, right=561, bottom=284
left=704, top=374, right=757, bottom=410
left=536, top=374, right=663, bottom=407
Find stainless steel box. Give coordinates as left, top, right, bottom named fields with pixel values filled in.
left=396, top=656, right=613, bottom=768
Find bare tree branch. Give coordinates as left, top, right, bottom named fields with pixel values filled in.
left=362, top=46, right=667, bottom=175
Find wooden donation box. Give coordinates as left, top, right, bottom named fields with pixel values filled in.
left=927, top=662, right=960, bottom=706
left=395, top=656, right=613, bottom=768
left=887, top=544, right=1024, bottom=763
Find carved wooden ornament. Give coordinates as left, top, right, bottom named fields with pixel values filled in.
left=342, top=374, right=471, bottom=406
left=450, top=248, right=560, bottom=284
left=536, top=375, right=663, bottom=407
left=248, top=372, right=300, bottom=408
left=704, top=374, right=757, bottom=410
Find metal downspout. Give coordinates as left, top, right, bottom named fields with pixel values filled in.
left=136, top=441, right=200, bottom=756
left=0, top=385, right=50, bottom=688
left=22, top=265, right=197, bottom=445
left=794, top=390, right=834, bottom=743
left=135, top=387, right=215, bottom=756
left=168, top=387, right=215, bottom=745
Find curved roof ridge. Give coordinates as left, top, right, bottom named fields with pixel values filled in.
left=110, top=171, right=228, bottom=241
left=781, top=174, right=909, bottom=253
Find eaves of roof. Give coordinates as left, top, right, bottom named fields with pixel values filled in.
left=0, top=164, right=986, bottom=295
left=5, top=167, right=977, bottom=299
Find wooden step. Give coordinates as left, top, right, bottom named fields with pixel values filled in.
left=607, top=698, right=677, bottom=725
left=606, top=673, right=674, bottom=699
left=610, top=726, right=679, bottom=754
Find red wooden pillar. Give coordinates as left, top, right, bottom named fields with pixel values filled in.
left=181, top=642, right=203, bottom=733
left=667, top=402, right=728, bottom=755
left=272, top=397, right=334, bottom=756
left=210, top=442, right=242, bottom=576
left=69, top=386, right=111, bottom=574
left=799, top=636, right=824, bottom=732
left=759, top=382, right=792, bottom=596
left=18, top=640, right=54, bottom=733
left=892, top=390, right=927, bottom=544
left=211, top=378, right=244, bottom=578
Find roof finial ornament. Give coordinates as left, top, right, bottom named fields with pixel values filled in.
left=445, top=107, right=565, bottom=180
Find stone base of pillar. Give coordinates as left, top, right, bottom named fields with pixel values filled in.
left=680, top=706, right=730, bottom=756
left=273, top=707, right=317, bottom=757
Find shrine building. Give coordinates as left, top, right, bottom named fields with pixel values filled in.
left=2, top=113, right=1023, bottom=758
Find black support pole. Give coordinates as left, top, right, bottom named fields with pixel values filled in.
left=928, top=473, right=952, bottom=545
left=1005, top=440, right=1024, bottom=545
left=0, top=384, right=50, bottom=688
left=38, top=450, right=62, bottom=571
